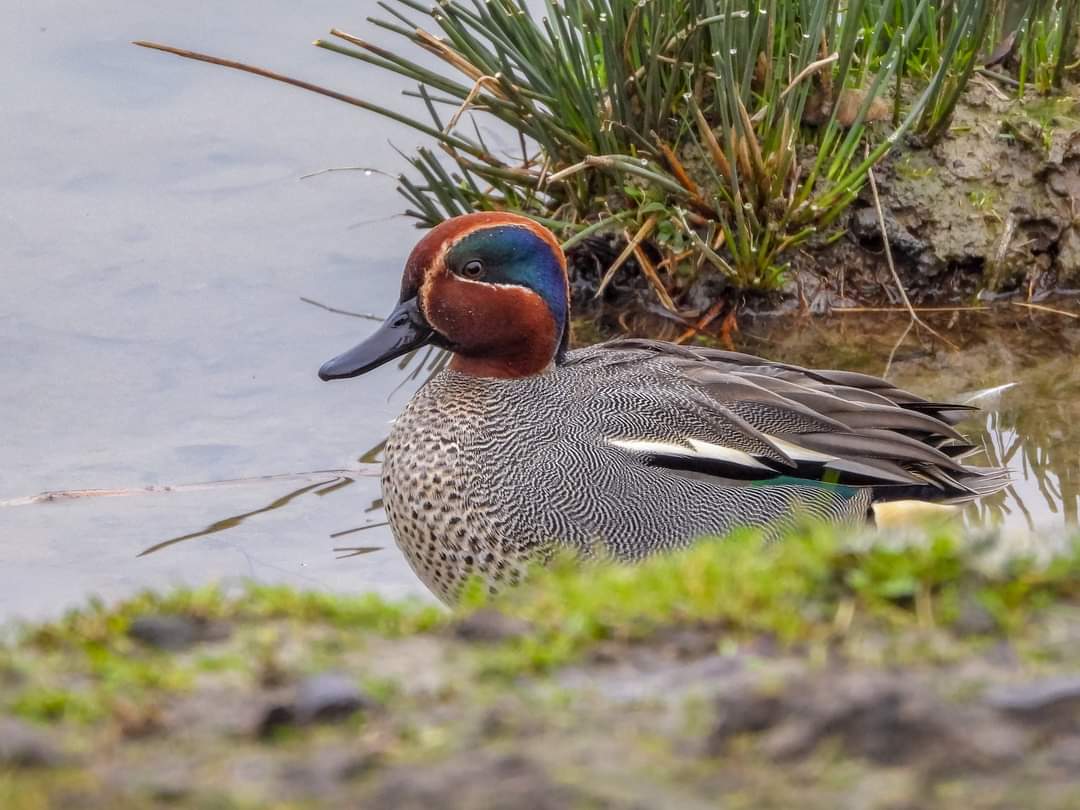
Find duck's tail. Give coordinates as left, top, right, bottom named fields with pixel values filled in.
left=868, top=462, right=1010, bottom=505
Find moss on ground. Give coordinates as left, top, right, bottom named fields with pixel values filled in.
left=2, top=522, right=1079, bottom=808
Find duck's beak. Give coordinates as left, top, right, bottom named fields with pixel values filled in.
left=318, top=297, right=433, bottom=381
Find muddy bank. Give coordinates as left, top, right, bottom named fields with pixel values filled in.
left=813, top=85, right=1080, bottom=306
left=576, top=86, right=1080, bottom=316
left=3, top=525, right=1079, bottom=809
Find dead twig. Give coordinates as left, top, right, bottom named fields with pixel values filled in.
left=833, top=305, right=990, bottom=313
left=443, top=74, right=503, bottom=136
left=675, top=299, right=726, bottom=344
left=595, top=215, right=658, bottom=298
left=631, top=243, right=678, bottom=312
left=750, top=53, right=839, bottom=124
left=299, top=166, right=394, bottom=181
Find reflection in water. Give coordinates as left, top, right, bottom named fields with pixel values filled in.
left=732, top=308, right=1080, bottom=539
left=967, top=387, right=1080, bottom=531
left=138, top=475, right=358, bottom=557
left=333, top=546, right=382, bottom=559
left=329, top=498, right=390, bottom=556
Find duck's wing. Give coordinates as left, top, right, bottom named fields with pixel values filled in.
left=573, top=339, right=1008, bottom=504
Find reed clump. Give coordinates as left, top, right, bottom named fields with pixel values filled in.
left=306, top=0, right=1075, bottom=299
left=140, top=1, right=1080, bottom=300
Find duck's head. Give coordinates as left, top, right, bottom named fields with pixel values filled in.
left=318, top=212, right=570, bottom=381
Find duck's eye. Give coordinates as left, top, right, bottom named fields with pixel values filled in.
left=460, top=260, right=485, bottom=280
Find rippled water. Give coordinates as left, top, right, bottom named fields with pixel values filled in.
left=3, top=3, right=1078, bottom=621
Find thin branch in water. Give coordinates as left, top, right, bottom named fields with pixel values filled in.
left=299, top=166, right=395, bottom=180
left=330, top=522, right=389, bottom=539
left=138, top=477, right=346, bottom=557
left=833, top=305, right=990, bottom=313
left=334, top=546, right=383, bottom=559
left=866, top=159, right=958, bottom=377
left=675, top=299, right=725, bottom=344
left=1011, top=301, right=1080, bottom=319
left=0, top=468, right=378, bottom=508
left=883, top=320, right=915, bottom=377
left=299, top=296, right=383, bottom=322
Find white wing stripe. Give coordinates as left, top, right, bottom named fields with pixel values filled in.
left=606, top=438, right=776, bottom=473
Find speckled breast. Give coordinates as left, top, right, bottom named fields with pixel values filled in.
left=379, top=374, right=535, bottom=604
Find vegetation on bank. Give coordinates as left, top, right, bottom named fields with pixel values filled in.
left=311, top=0, right=1078, bottom=293
left=138, top=1, right=1080, bottom=302
left=4, top=521, right=1078, bottom=724
left=2, top=520, right=1080, bottom=807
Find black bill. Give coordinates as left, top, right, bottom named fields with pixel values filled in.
left=318, top=297, right=433, bottom=381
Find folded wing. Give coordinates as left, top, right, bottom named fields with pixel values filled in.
left=576, top=339, right=1008, bottom=504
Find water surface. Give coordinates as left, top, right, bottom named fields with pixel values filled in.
left=3, top=3, right=1077, bottom=622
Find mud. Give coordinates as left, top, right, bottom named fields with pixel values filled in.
left=791, top=83, right=1080, bottom=307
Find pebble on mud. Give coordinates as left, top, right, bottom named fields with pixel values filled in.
left=127, top=614, right=231, bottom=651
left=0, top=718, right=68, bottom=769
left=258, top=673, right=376, bottom=738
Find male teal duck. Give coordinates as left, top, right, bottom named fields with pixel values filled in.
left=319, top=212, right=1006, bottom=603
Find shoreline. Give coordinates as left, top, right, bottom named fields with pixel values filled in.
left=3, top=523, right=1078, bottom=809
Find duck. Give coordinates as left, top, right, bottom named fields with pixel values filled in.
left=318, top=212, right=1006, bottom=604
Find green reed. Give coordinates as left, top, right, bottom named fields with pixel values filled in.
left=308, top=0, right=1073, bottom=296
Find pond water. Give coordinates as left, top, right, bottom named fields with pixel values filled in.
left=3, top=2, right=1078, bottom=622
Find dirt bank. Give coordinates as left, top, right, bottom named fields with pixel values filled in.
left=804, top=84, right=1080, bottom=307
left=574, top=85, right=1080, bottom=317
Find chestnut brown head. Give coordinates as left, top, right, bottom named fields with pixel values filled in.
left=319, top=212, right=570, bottom=381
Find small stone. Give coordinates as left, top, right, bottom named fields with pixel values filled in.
left=704, top=689, right=783, bottom=755
left=128, top=614, right=230, bottom=651
left=451, top=609, right=532, bottom=643
left=256, top=704, right=296, bottom=739
left=293, top=673, right=374, bottom=724
left=0, top=719, right=68, bottom=768
left=984, top=676, right=1080, bottom=722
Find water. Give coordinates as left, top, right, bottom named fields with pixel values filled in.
left=2, top=3, right=1078, bottom=623
left=2, top=0, right=441, bottom=620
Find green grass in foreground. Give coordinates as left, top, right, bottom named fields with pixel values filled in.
left=463, top=523, right=1080, bottom=675
left=3, top=521, right=1078, bottom=727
